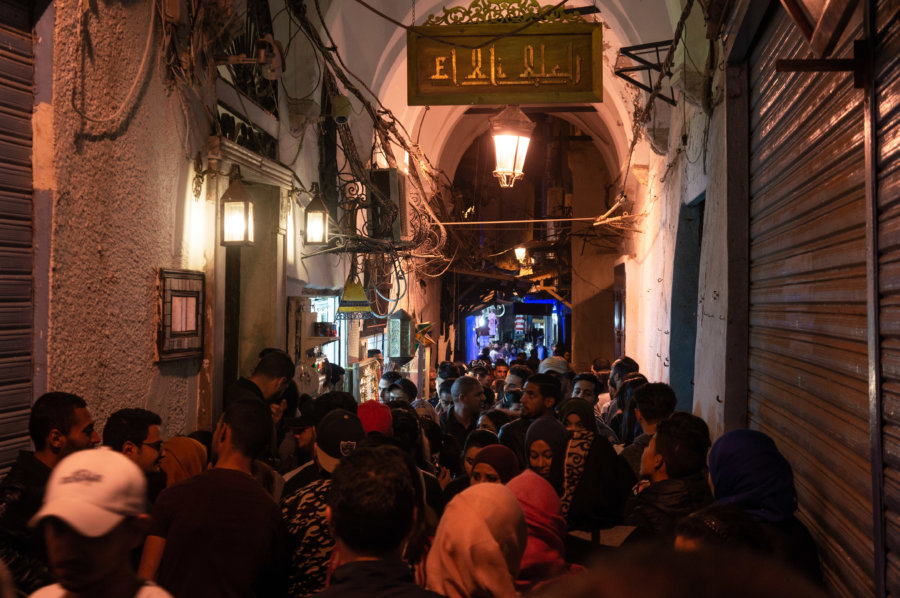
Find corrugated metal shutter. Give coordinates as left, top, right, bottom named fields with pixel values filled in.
left=0, top=11, right=33, bottom=477
left=748, top=9, right=872, bottom=597
left=876, top=0, right=900, bottom=594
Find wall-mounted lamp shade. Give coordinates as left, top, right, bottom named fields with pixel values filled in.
left=491, top=105, right=535, bottom=189
left=514, top=246, right=527, bottom=262
left=304, top=190, right=329, bottom=245
left=220, top=179, right=255, bottom=246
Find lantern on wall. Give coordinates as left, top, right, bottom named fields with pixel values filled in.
left=304, top=183, right=329, bottom=245
left=220, top=169, right=255, bottom=247
left=491, top=105, right=535, bottom=189
left=514, top=246, right=527, bottom=262
left=388, top=308, right=415, bottom=367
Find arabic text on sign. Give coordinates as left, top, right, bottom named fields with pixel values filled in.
left=428, top=43, right=583, bottom=87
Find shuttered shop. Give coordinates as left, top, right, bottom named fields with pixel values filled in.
left=0, top=3, right=33, bottom=477
left=876, top=0, right=900, bottom=594
left=748, top=9, right=872, bottom=597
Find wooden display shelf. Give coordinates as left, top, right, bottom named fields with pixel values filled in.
left=303, top=336, right=340, bottom=349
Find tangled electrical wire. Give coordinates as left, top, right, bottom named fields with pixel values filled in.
left=285, top=0, right=454, bottom=275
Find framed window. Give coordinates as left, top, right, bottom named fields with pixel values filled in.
left=158, top=269, right=205, bottom=361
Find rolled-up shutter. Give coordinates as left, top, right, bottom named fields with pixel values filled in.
left=748, top=8, right=871, bottom=597
left=875, top=0, right=900, bottom=595
left=0, top=7, right=33, bottom=477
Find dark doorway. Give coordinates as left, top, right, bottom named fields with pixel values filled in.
left=669, top=193, right=705, bottom=411
left=613, top=264, right=625, bottom=358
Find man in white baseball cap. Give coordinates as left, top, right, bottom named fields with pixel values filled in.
left=29, top=447, right=171, bottom=598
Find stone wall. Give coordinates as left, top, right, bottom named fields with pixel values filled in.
left=47, top=0, right=208, bottom=436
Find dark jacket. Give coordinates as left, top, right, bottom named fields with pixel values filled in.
left=618, top=433, right=652, bottom=480
left=314, top=559, right=446, bottom=598
left=0, top=451, right=54, bottom=593
left=624, top=472, right=713, bottom=539
left=439, top=410, right=476, bottom=450
left=498, top=417, right=530, bottom=471
left=223, top=377, right=265, bottom=411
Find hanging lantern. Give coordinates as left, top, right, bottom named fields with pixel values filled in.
left=220, top=172, right=255, bottom=247
left=336, top=281, right=374, bottom=320
left=388, top=308, right=415, bottom=366
left=491, top=105, right=535, bottom=189
left=514, top=246, right=527, bottom=262
left=304, top=183, right=329, bottom=245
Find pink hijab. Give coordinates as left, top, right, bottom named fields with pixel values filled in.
left=506, top=469, right=569, bottom=589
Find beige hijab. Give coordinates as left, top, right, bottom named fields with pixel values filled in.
left=426, top=483, right=526, bottom=598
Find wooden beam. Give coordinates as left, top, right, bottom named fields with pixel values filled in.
left=779, top=0, right=815, bottom=40
left=811, top=0, right=859, bottom=57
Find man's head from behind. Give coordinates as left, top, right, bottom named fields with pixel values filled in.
left=641, top=412, right=711, bottom=482
left=102, top=408, right=163, bottom=474
left=30, top=392, right=99, bottom=462
left=436, top=362, right=459, bottom=389
left=327, top=445, right=417, bottom=558
left=315, top=409, right=365, bottom=473
left=31, top=447, right=148, bottom=593
left=250, top=349, right=296, bottom=400
left=633, top=383, right=678, bottom=429
left=217, top=400, right=274, bottom=460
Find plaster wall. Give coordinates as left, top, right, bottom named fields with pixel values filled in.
left=49, top=0, right=210, bottom=437
left=619, top=80, right=729, bottom=438
left=568, top=142, right=616, bottom=372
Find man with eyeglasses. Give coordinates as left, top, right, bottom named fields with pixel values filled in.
left=103, top=408, right=164, bottom=476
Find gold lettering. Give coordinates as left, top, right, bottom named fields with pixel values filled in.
left=521, top=45, right=536, bottom=78
left=430, top=56, right=449, bottom=80
left=451, top=48, right=458, bottom=85
left=467, top=49, right=487, bottom=80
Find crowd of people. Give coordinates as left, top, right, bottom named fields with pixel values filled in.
left=0, top=348, right=829, bottom=598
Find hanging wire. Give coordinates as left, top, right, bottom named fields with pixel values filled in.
left=71, top=0, right=157, bottom=126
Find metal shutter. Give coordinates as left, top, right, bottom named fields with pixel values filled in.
left=0, top=9, right=33, bottom=478
left=748, top=9, right=872, bottom=597
left=876, top=0, right=900, bottom=594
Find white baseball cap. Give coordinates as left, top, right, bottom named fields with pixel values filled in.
left=30, top=447, right=147, bottom=537
left=538, top=356, right=569, bottom=375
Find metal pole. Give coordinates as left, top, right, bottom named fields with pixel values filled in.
left=862, top=0, right=885, bottom=594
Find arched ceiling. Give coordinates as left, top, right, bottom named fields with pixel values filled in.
left=319, top=0, right=679, bottom=186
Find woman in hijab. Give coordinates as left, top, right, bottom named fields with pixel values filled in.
left=507, top=469, right=582, bottom=592
left=558, top=399, right=627, bottom=531
left=525, top=416, right=568, bottom=495
left=470, top=444, right=520, bottom=485
left=426, top=483, right=526, bottom=598
left=708, top=429, right=823, bottom=585
left=442, top=429, right=499, bottom=502
left=160, top=436, right=207, bottom=488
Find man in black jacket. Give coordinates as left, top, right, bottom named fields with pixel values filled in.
left=314, top=444, right=445, bottom=598
left=0, top=391, right=100, bottom=594
left=625, top=412, right=713, bottom=540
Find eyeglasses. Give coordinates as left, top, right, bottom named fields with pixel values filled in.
left=142, top=440, right=163, bottom=453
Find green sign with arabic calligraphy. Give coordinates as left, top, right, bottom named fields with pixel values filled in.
left=407, top=23, right=602, bottom=105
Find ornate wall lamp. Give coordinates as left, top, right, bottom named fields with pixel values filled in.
left=303, top=183, right=329, bottom=245
left=491, top=105, right=535, bottom=189
left=220, top=166, right=255, bottom=247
